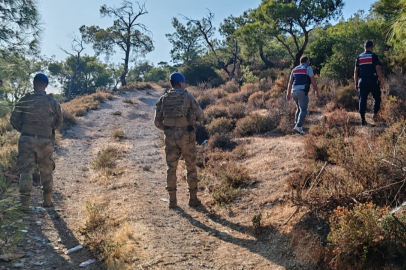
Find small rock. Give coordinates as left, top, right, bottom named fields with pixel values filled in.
left=13, top=263, right=24, bottom=268
left=25, top=252, right=33, bottom=257
left=33, top=262, right=45, bottom=266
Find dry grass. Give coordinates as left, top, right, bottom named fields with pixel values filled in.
left=80, top=200, right=142, bottom=269
left=61, top=92, right=113, bottom=130
left=112, top=129, right=125, bottom=141
left=123, top=98, right=136, bottom=104
left=111, top=111, right=122, bottom=116
left=120, top=82, right=153, bottom=91
left=91, top=146, right=122, bottom=173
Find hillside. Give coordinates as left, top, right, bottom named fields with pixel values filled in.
left=0, top=87, right=319, bottom=270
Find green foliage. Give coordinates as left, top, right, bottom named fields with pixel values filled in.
left=80, top=1, right=154, bottom=86
left=0, top=0, right=42, bottom=53
left=316, top=13, right=385, bottom=82
left=181, top=64, right=222, bottom=86
left=249, top=0, right=344, bottom=65
left=143, top=67, right=168, bottom=82
left=165, top=18, right=204, bottom=65
left=49, top=55, right=114, bottom=98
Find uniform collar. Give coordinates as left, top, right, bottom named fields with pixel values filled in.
left=33, top=90, right=46, bottom=95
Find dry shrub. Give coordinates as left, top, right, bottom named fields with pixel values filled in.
left=381, top=96, right=406, bottom=125
left=308, top=124, right=326, bottom=137
left=221, top=80, right=240, bottom=93
left=112, top=111, right=122, bottom=116
left=206, top=117, right=234, bottom=135
left=386, top=67, right=406, bottom=100
left=62, top=92, right=113, bottom=118
left=291, top=229, right=325, bottom=266
left=248, top=91, right=267, bottom=109
left=197, top=92, right=215, bottom=109
left=234, top=114, right=274, bottom=137
left=328, top=203, right=406, bottom=270
left=156, top=80, right=171, bottom=89
left=204, top=105, right=228, bottom=124
left=303, top=135, right=330, bottom=161
left=231, top=144, right=247, bottom=160
left=291, top=120, right=406, bottom=213
left=211, top=162, right=250, bottom=205
left=112, top=129, right=125, bottom=141
left=227, top=102, right=247, bottom=119
left=322, top=108, right=356, bottom=135
left=270, top=72, right=289, bottom=93
left=325, top=101, right=339, bottom=113
left=212, top=87, right=228, bottom=99
left=267, top=96, right=296, bottom=134
left=91, top=146, right=122, bottom=173
left=123, top=98, right=136, bottom=104
left=80, top=201, right=140, bottom=269
left=335, top=85, right=358, bottom=111
left=60, top=110, right=76, bottom=130
left=120, top=82, right=153, bottom=91
left=207, top=133, right=237, bottom=151
left=229, top=83, right=260, bottom=103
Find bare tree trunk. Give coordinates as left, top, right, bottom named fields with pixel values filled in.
left=259, top=45, right=274, bottom=68
left=120, top=46, right=131, bottom=86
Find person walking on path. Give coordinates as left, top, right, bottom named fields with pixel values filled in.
left=354, top=40, right=383, bottom=126
left=154, top=72, right=204, bottom=208
left=286, top=56, right=320, bottom=134
left=10, top=73, right=63, bottom=210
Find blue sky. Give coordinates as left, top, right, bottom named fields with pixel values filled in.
left=39, top=0, right=377, bottom=66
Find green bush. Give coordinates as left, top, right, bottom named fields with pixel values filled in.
left=182, top=64, right=221, bottom=86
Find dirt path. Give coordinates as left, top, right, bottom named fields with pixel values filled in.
left=1, top=89, right=309, bottom=270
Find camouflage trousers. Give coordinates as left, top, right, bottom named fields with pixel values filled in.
left=164, top=127, right=198, bottom=193
left=16, top=135, right=55, bottom=199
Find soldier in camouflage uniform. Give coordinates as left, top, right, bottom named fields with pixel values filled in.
left=10, top=73, right=63, bottom=210
left=154, top=72, right=204, bottom=208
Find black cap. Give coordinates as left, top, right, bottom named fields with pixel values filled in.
left=364, top=40, right=374, bottom=48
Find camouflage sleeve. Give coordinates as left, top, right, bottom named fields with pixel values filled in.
left=53, top=99, right=63, bottom=129
left=188, top=93, right=204, bottom=123
left=154, top=96, right=165, bottom=130
left=10, top=98, right=26, bottom=132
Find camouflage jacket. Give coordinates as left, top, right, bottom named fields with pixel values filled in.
left=154, top=88, right=204, bottom=130
left=10, top=91, right=63, bottom=136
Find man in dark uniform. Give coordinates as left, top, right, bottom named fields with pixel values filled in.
left=354, top=40, right=383, bottom=126
left=10, top=73, right=63, bottom=210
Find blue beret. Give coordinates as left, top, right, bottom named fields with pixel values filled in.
left=170, top=72, right=185, bottom=83
left=34, top=73, right=49, bottom=84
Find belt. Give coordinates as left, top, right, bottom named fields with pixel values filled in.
left=21, top=133, right=51, bottom=139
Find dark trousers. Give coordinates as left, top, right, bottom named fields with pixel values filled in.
left=358, top=79, right=381, bottom=119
